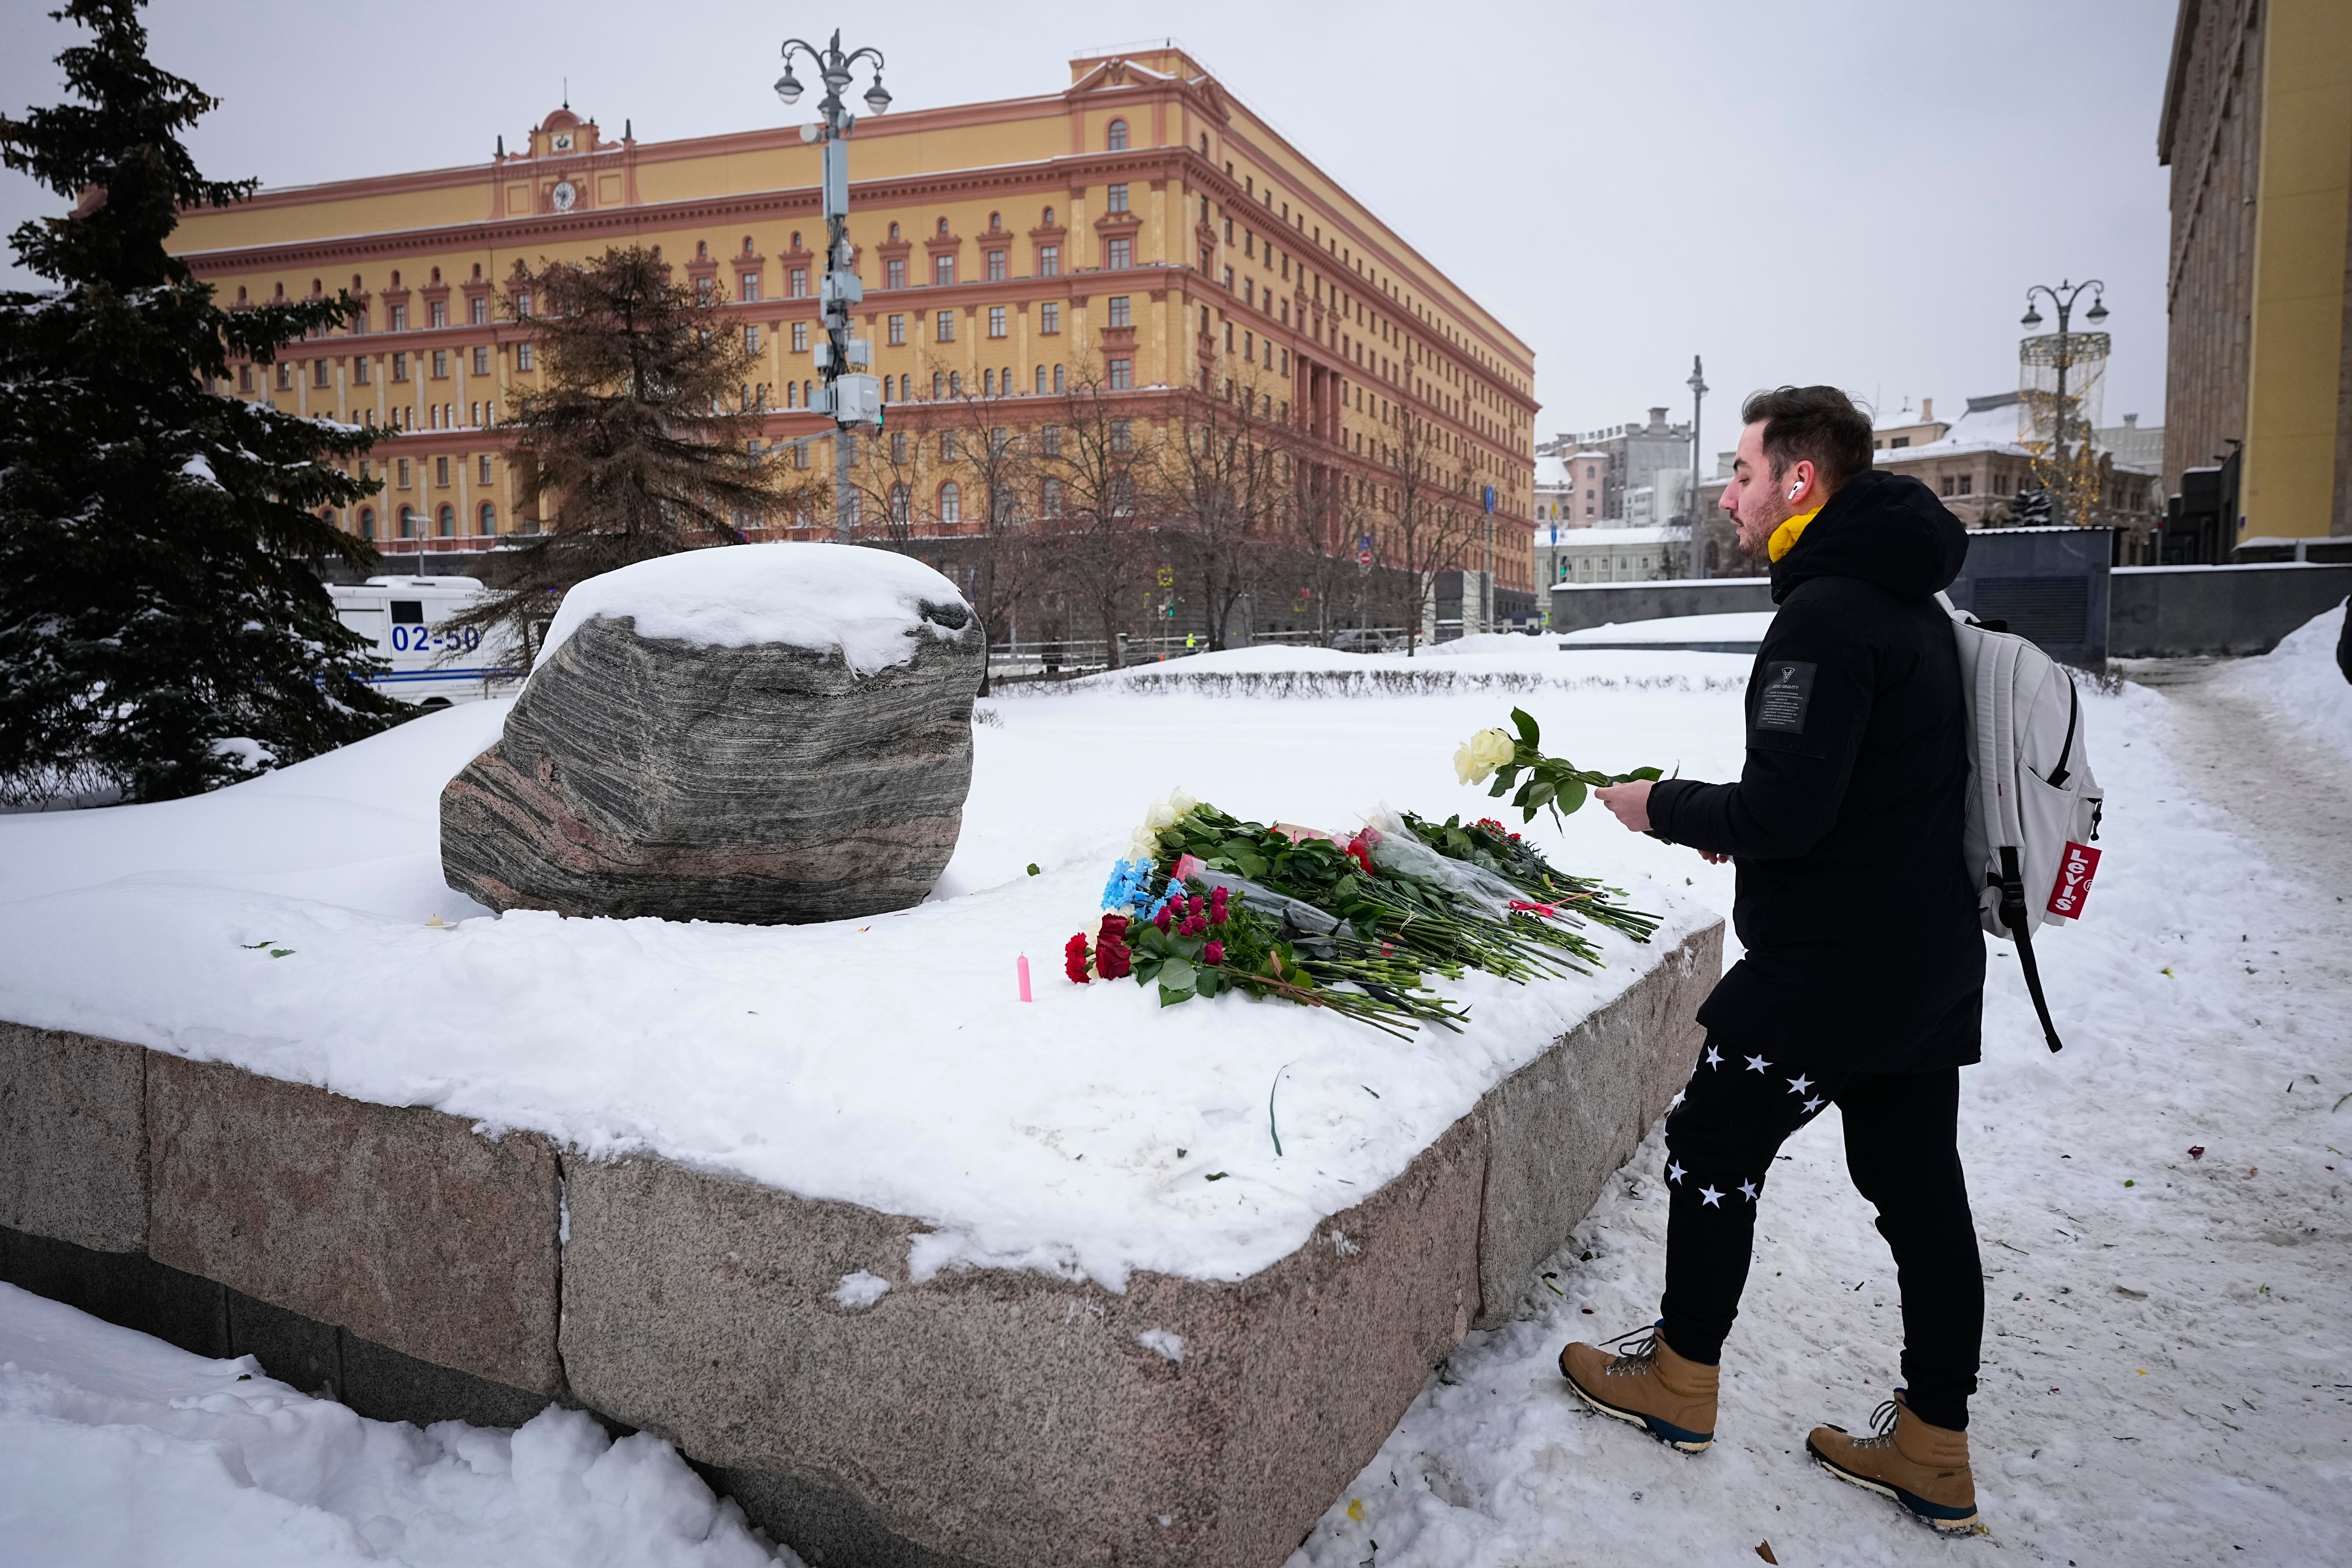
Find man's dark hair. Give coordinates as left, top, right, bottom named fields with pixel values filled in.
left=1741, top=385, right=1874, bottom=495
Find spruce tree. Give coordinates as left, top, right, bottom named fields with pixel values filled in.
left=0, top=0, right=399, bottom=807
left=451, top=247, right=813, bottom=661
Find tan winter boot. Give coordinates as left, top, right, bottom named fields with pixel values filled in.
left=1807, top=1392, right=1980, bottom=1534
left=1558, top=1323, right=1718, bottom=1453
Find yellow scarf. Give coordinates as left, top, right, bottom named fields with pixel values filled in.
left=1767, top=505, right=1823, bottom=564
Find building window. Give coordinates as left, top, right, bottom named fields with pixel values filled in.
left=938, top=481, right=962, bottom=523
left=741, top=273, right=762, bottom=302
left=936, top=310, right=955, bottom=342
left=353, top=356, right=370, bottom=386
left=887, top=313, right=906, bottom=345
left=1040, top=301, right=1061, bottom=334
left=1111, top=418, right=1132, bottom=450
left=1038, top=244, right=1060, bottom=277
left=982, top=368, right=995, bottom=395
left=437, top=503, right=455, bottom=537
left=786, top=381, right=798, bottom=408
left=1040, top=425, right=1062, bottom=457
left=744, top=324, right=761, bottom=353
left=468, top=345, right=486, bottom=375
left=948, top=370, right=961, bottom=396
left=792, top=321, right=809, bottom=352
left=1958, top=474, right=1973, bottom=496
left=389, top=305, right=407, bottom=332
left=935, top=255, right=955, bottom=287
left=515, top=342, right=534, bottom=371
left=1890, top=436, right=1910, bottom=448
left=1041, top=477, right=1064, bottom=516
left=431, top=349, right=448, bottom=379
left=989, top=305, right=1007, bottom=338
left=391, top=352, right=409, bottom=382
left=397, top=505, right=417, bottom=537
left=1107, top=183, right=1129, bottom=214
left=1053, top=363, right=1066, bottom=394
left=436, top=456, right=450, bottom=487
left=470, top=296, right=489, bottom=325
left=358, top=505, right=375, bottom=537
left=1108, top=238, right=1132, bottom=270
left=273, top=361, right=292, bottom=390
left=1939, top=475, right=1955, bottom=497
left=886, top=258, right=905, bottom=290
left=987, top=250, right=1007, bottom=282
left=479, top=454, right=493, bottom=484
left=429, top=300, right=448, bottom=328
left=1108, top=296, right=1131, bottom=328
left=312, top=359, right=330, bottom=388
left=478, top=501, right=497, bottom=535
left=1107, top=118, right=1128, bottom=152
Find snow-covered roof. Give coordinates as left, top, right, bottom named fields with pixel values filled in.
left=1534, top=454, right=1571, bottom=488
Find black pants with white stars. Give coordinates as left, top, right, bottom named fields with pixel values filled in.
left=1656, top=1038, right=1983, bottom=1431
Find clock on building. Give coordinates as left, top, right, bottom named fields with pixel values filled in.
left=551, top=180, right=577, bottom=212
left=550, top=132, right=575, bottom=152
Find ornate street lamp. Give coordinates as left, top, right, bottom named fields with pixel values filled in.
left=1686, top=354, right=1709, bottom=579
left=777, top=31, right=891, bottom=540
left=2019, top=278, right=2106, bottom=529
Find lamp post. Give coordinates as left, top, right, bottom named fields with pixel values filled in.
left=2018, top=278, right=2107, bottom=528
left=1685, top=354, right=1708, bottom=579
left=776, top=31, right=892, bottom=541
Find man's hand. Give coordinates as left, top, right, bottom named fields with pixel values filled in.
left=1595, top=779, right=1652, bottom=832
left=1597, top=779, right=1731, bottom=864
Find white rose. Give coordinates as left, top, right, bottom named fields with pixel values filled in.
left=1128, top=827, right=1162, bottom=862
left=1144, top=800, right=1180, bottom=831
left=1169, top=787, right=1199, bottom=814
left=1454, top=727, right=1517, bottom=786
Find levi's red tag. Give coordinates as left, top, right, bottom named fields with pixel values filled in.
left=2045, top=841, right=2101, bottom=920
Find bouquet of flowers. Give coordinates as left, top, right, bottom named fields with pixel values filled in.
left=1064, top=789, right=1658, bottom=1037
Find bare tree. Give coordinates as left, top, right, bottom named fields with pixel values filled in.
left=1037, top=358, right=1158, bottom=669
left=1157, top=359, right=1289, bottom=650
left=1368, top=407, right=1478, bottom=656
left=936, top=372, right=1048, bottom=692
left=448, top=248, right=822, bottom=658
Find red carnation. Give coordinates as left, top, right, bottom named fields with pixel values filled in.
left=1064, top=933, right=1092, bottom=984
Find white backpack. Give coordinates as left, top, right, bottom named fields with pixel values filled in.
left=1940, top=595, right=2105, bottom=1052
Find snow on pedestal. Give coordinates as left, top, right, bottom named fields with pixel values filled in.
left=0, top=641, right=1733, bottom=1568
left=441, top=543, right=983, bottom=924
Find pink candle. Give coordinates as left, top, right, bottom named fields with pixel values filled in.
left=1016, top=954, right=1033, bottom=1002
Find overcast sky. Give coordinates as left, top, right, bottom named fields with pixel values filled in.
left=3, top=0, right=2178, bottom=455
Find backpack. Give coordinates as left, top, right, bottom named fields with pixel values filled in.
left=1939, top=595, right=2105, bottom=1052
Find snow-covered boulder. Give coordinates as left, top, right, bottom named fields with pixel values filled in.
left=440, top=544, right=983, bottom=924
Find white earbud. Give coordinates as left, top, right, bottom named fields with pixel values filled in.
left=1787, top=484, right=1802, bottom=502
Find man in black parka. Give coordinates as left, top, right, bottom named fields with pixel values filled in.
left=1557, top=387, right=1988, bottom=1534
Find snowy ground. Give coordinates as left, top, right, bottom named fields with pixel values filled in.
left=0, top=1283, right=789, bottom=1566
left=4, top=607, right=2347, bottom=1564
left=1286, top=603, right=2352, bottom=1567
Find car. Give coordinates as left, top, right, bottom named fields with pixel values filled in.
left=1331, top=627, right=1394, bottom=655
left=330, top=575, right=523, bottom=707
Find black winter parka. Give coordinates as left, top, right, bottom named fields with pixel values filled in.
left=1648, top=470, right=1985, bottom=1072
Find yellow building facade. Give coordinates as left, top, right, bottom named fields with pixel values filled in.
left=171, top=48, right=1539, bottom=592
left=2160, top=0, right=2352, bottom=540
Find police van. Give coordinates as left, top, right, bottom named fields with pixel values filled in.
left=329, top=575, right=522, bottom=708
